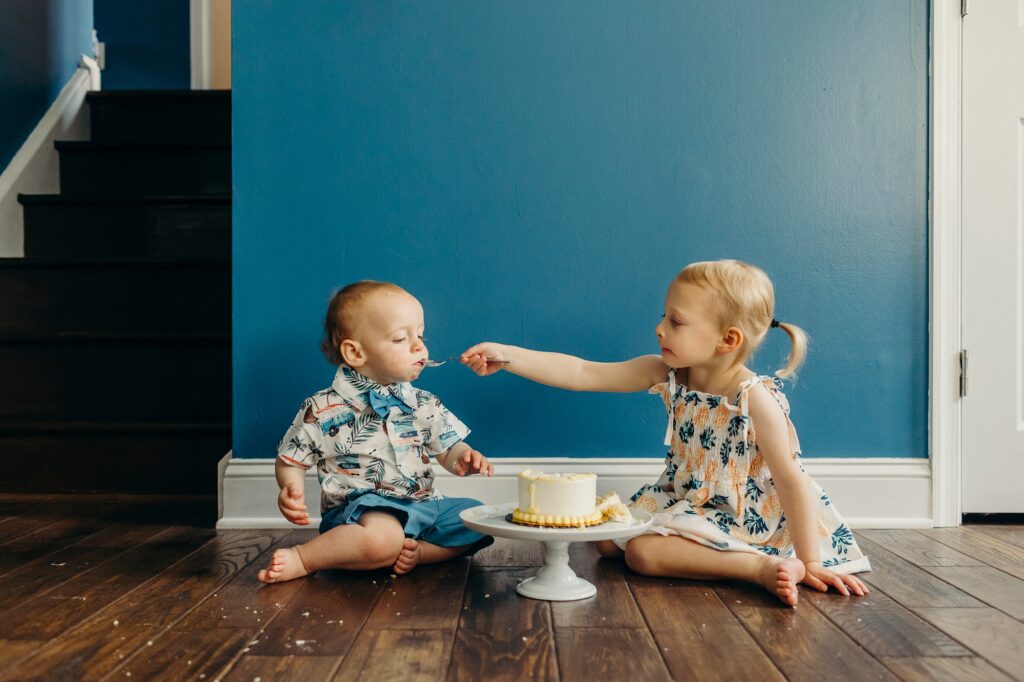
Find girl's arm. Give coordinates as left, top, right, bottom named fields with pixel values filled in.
left=748, top=385, right=866, bottom=596
left=461, top=342, right=667, bottom=393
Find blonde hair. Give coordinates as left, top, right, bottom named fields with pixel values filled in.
left=320, top=280, right=408, bottom=365
left=677, top=260, right=808, bottom=380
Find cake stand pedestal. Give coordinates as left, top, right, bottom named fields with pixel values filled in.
left=460, top=503, right=653, bottom=601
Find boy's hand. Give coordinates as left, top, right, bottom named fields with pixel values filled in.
left=451, top=448, right=494, bottom=477
left=278, top=482, right=310, bottom=526
left=461, top=343, right=508, bottom=376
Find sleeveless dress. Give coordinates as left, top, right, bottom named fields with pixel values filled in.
left=619, top=370, right=870, bottom=575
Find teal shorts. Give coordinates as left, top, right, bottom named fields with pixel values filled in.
left=320, top=492, right=493, bottom=550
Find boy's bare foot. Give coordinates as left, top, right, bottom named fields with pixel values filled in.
left=759, top=557, right=805, bottom=607
left=393, top=538, right=422, bottom=575
left=258, top=547, right=309, bottom=584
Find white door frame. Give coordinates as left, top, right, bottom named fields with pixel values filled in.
left=190, top=0, right=230, bottom=90
left=189, top=0, right=212, bottom=90
left=929, top=0, right=963, bottom=527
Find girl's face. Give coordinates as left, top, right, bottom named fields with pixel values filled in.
left=655, top=281, right=727, bottom=368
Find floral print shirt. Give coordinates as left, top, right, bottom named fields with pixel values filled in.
left=276, top=366, right=470, bottom=512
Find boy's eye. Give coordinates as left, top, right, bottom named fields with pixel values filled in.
left=392, top=337, right=406, bottom=344
left=418, top=335, right=426, bottom=341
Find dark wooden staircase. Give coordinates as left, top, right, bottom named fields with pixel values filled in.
left=2, top=90, right=231, bottom=496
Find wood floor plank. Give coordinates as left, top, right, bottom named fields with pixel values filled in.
left=109, top=626, right=259, bottom=681
left=854, top=537, right=985, bottom=608
left=0, top=516, right=62, bottom=546
left=333, top=629, right=454, bottom=680
left=715, top=582, right=899, bottom=681
left=802, top=585, right=971, bottom=658
left=472, top=537, right=544, bottom=567
left=554, top=628, right=672, bottom=682
left=922, top=527, right=1024, bottom=580
left=0, top=640, right=42, bottom=667
left=243, top=567, right=387, bottom=656
left=0, top=530, right=276, bottom=681
left=448, top=567, right=558, bottom=682
left=966, top=525, right=1024, bottom=549
left=913, top=607, right=1024, bottom=680
left=223, top=655, right=340, bottom=681
left=173, top=529, right=315, bottom=630
left=0, top=526, right=214, bottom=642
left=881, top=656, right=1015, bottom=682
left=921, top=565, right=1024, bottom=620
left=0, top=523, right=167, bottom=615
left=858, top=530, right=984, bottom=567
left=0, top=517, right=116, bottom=578
left=628, top=574, right=785, bottom=681
left=551, top=544, right=645, bottom=628
left=363, top=558, right=471, bottom=630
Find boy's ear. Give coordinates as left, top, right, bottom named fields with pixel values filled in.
left=718, top=327, right=744, bottom=354
left=340, top=339, right=365, bottom=367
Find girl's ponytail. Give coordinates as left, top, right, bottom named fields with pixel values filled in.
left=774, top=321, right=808, bottom=380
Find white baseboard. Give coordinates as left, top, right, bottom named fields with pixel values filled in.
left=218, top=455, right=932, bottom=530
left=0, top=57, right=98, bottom=257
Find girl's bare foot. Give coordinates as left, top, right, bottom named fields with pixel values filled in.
left=393, top=538, right=422, bottom=575
left=760, top=557, right=805, bottom=607
left=258, top=547, right=309, bottom=584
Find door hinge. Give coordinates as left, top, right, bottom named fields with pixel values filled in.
left=959, top=349, right=968, bottom=397
left=961, top=0, right=968, bottom=17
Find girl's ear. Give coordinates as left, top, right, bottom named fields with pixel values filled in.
left=340, top=339, right=365, bottom=367
left=718, top=326, right=744, bottom=354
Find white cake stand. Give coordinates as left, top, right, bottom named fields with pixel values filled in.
left=460, top=503, right=653, bottom=601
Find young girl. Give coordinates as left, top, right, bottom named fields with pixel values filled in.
left=461, top=260, right=870, bottom=606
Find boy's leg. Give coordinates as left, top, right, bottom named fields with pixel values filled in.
left=393, top=497, right=493, bottom=575
left=624, top=534, right=805, bottom=607
left=393, top=539, right=474, bottom=575
left=258, top=511, right=406, bottom=583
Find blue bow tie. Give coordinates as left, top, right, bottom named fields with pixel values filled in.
left=367, top=388, right=414, bottom=419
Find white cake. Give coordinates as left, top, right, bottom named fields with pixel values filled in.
left=511, top=469, right=604, bottom=528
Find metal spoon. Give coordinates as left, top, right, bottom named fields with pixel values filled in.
left=423, top=355, right=513, bottom=368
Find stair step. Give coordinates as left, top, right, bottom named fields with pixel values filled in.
left=56, top=141, right=230, bottom=197
left=0, top=422, right=230, bottom=495
left=18, top=195, right=229, bottom=262
left=0, top=338, right=231, bottom=422
left=0, top=261, right=229, bottom=335
left=86, top=89, right=230, bottom=145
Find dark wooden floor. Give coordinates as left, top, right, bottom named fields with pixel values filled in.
left=0, top=499, right=1021, bottom=681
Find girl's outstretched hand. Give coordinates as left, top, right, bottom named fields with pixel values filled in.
left=461, top=342, right=508, bottom=376
left=802, top=562, right=869, bottom=596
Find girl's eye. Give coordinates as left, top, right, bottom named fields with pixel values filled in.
left=392, top=337, right=406, bottom=344
left=418, top=335, right=426, bottom=341
left=671, top=319, right=684, bottom=327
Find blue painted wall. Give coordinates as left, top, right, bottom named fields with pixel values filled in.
left=233, top=1, right=928, bottom=460
left=94, top=0, right=189, bottom=90
left=0, top=0, right=94, bottom=169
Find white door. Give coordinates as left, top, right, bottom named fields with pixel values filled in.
left=962, top=0, right=1024, bottom=513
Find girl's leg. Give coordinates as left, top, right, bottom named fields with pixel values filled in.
left=624, top=534, right=805, bottom=607
left=258, top=511, right=406, bottom=583
left=595, top=540, right=624, bottom=559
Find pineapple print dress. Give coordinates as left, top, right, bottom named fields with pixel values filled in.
left=620, top=370, right=871, bottom=574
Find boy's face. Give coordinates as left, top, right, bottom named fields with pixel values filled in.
left=343, top=291, right=428, bottom=384
left=654, top=281, right=727, bottom=368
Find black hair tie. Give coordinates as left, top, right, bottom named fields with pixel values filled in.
left=770, top=319, right=780, bottom=328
